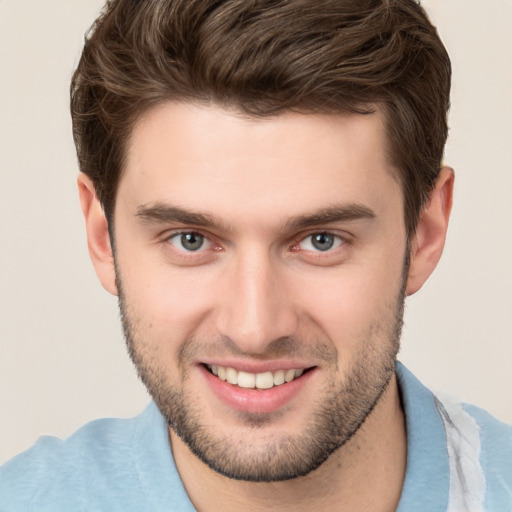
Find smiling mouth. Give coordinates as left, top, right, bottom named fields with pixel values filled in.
left=204, top=364, right=312, bottom=390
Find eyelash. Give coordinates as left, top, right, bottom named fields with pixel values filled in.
left=163, top=229, right=349, bottom=264
left=294, top=232, right=346, bottom=253
left=167, top=231, right=212, bottom=252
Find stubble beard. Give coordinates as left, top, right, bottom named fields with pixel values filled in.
left=116, top=268, right=406, bottom=483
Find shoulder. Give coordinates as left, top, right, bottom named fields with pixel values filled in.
left=396, top=363, right=512, bottom=509
left=438, top=396, right=512, bottom=472
left=434, top=392, right=512, bottom=508
left=462, top=402, right=512, bottom=506
left=0, top=405, right=154, bottom=511
left=462, top=402, right=512, bottom=444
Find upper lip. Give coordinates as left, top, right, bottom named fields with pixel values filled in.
left=200, top=360, right=315, bottom=373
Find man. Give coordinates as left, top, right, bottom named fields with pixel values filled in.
left=1, top=0, right=511, bottom=510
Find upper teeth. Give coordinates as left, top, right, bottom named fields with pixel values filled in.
left=207, top=365, right=304, bottom=389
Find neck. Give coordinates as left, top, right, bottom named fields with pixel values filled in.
left=170, top=375, right=406, bottom=512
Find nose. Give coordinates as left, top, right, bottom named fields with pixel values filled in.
left=215, top=249, right=299, bottom=355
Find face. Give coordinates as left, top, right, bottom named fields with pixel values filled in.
left=112, top=103, right=408, bottom=481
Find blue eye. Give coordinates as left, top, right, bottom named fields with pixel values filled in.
left=168, top=232, right=211, bottom=251
left=299, top=232, right=344, bottom=252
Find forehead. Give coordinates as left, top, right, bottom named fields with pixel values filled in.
left=118, top=102, right=402, bottom=225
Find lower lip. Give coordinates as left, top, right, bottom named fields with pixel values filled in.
left=200, top=365, right=316, bottom=414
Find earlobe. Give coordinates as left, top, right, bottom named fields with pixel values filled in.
left=406, top=167, right=454, bottom=296
left=77, top=173, right=118, bottom=296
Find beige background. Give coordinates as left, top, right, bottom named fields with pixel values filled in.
left=1, top=0, right=511, bottom=464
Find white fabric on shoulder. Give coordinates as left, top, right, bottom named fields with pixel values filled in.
left=434, top=395, right=486, bottom=512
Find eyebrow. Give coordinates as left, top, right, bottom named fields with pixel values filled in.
left=136, top=202, right=376, bottom=232
left=285, top=203, right=376, bottom=231
left=136, top=204, right=231, bottom=231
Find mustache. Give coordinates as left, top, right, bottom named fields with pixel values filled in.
left=176, top=335, right=338, bottom=368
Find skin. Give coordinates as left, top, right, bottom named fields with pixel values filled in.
left=79, top=102, right=453, bottom=511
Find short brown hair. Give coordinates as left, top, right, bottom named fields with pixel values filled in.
left=71, top=0, right=451, bottom=236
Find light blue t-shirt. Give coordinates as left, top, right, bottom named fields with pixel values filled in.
left=1, top=364, right=511, bottom=511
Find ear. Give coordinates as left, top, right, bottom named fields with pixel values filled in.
left=77, top=173, right=118, bottom=296
left=406, top=167, right=454, bottom=296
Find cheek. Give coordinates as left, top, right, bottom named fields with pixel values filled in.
left=295, top=257, right=405, bottom=345
left=119, top=258, right=219, bottom=345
